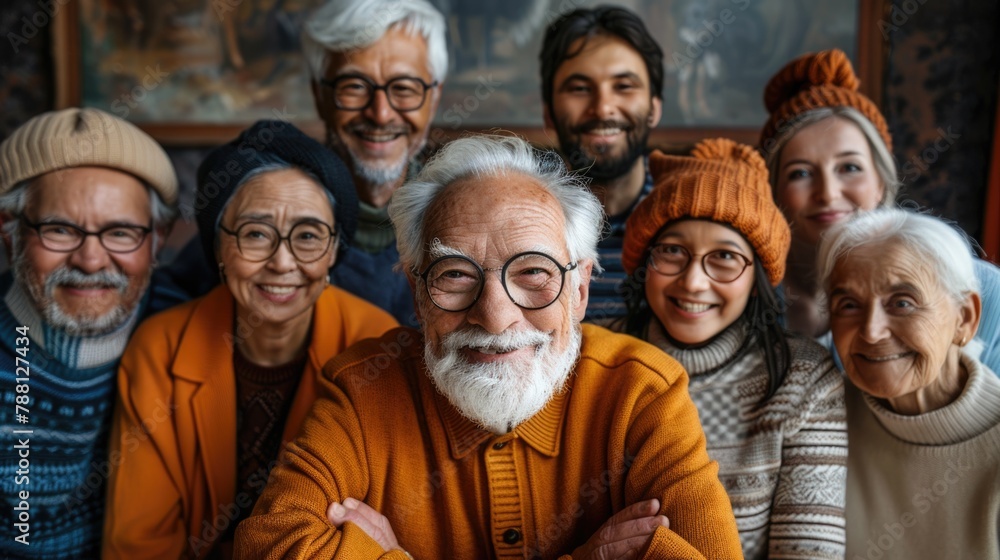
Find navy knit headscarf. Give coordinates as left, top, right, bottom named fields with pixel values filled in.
left=193, top=120, right=359, bottom=265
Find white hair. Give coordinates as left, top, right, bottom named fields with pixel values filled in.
left=763, top=107, right=900, bottom=206
left=388, top=134, right=605, bottom=274
left=302, top=0, right=448, bottom=83
left=817, top=208, right=979, bottom=306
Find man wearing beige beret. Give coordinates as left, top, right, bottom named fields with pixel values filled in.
left=0, top=108, right=182, bottom=559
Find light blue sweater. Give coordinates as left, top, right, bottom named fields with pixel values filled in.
left=974, top=258, right=1000, bottom=374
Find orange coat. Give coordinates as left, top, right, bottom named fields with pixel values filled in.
left=102, top=285, right=397, bottom=559
left=233, top=325, right=743, bottom=559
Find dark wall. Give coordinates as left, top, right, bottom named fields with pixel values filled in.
left=883, top=0, right=999, bottom=243
left=2, top=0, right=998, bottom=243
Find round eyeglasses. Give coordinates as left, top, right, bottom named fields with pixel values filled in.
left=320, top=75, right=438, bottom=112
left=220, top=221, right=336, bottom=263
left=21, top=216, right=152, bottom=254
left=647, top=244, right=753, bottom=283
left=416, top=252, right=578, bottom=312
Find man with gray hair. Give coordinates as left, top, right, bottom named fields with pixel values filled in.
left=160, top=0, right=446, bottom=327
left=305, top=0, right=446, bottom=325
left=0, top=108, right=181, bottom=558
left=234, top=135, right=742, bottom=559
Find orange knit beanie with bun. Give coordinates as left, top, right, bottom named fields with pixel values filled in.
left=759, top=48, right=891, bottom=153
left=622, top=138, right=791, bottom=286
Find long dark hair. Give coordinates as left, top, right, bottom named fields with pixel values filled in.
left=621, top=248, right=790, bottom=401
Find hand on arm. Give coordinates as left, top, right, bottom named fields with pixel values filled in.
left=571, top=499, right=669, bottom=560
left=327, top=498, right=405, bottom=555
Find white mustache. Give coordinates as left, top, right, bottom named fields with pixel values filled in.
left=441, top=328, right=551, bottom=353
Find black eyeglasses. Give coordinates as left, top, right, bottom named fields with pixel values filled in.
left=320, top=75, right=438, bottom=112
left=220, top=220, right=337, bottom=263
left=416, top=251, right=578, bottom=312
left=21, top=216, right=152, bottom=254
left=647, top=244, right=753, bottom=283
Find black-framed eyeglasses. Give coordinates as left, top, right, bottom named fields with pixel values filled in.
left=21, top=216, right=152, bottom=254
left=647, top=244, right=753, bottom=283
left=320, top=74, right=438, bottom=112
left=219, top=220, right=337, bottom=264
left=416, top=251, right=578, bottom=312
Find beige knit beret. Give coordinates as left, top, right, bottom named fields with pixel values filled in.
left=0, top=108, right=178, bottom=205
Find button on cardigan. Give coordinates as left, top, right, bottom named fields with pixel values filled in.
left=233, top=324, right=743, bottom=559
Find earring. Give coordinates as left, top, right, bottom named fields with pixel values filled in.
left=960, top=336, right=968, bottom=346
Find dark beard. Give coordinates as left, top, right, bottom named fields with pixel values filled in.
left=556, top=117, right=651, bottom=182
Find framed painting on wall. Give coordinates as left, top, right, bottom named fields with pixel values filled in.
left=55, top=0, right=328, bottom=144
left=55, top=0, right=888, bottom=147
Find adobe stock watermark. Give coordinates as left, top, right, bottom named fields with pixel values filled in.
left=670, top=0, right=753, bottom=71
left=855, top=456, right=973, bottom=560
left=7, top=0, right=70, bottom=54
left=179, top=109, right=296, bottom=220
left=439, top=75, right=502, bottom=129
left=61, top=397, right=179, bottom=515
left=899, top=126, right=960, bottom=184
left=109, top=65, right=171, bottom=119
left=527, top=450, right=637, bottom=557
left=426, top=73, right=503, bottom=148
left=188, top=455, right=291, bottom=556
left=879, top=0, right=931, bottom=39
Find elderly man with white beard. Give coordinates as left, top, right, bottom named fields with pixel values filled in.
left=0, top=108, right=181, bottom=559
left=233, top=135, right=742, bottom=560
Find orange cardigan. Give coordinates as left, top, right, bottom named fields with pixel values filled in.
left=102, top=285, right=398, bottom=559
left=233, top=324, right=743, bottom=559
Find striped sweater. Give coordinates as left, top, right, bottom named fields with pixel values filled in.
left=645, top=319, right=848, bottom=559
left=0, top=273, right=185, bottom=558
left=584, top=158, right=653, bottom=325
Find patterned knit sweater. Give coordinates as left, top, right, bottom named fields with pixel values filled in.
left=0, top=273, right=184, bottom=559
left=646, top=319, right=848, bottom=559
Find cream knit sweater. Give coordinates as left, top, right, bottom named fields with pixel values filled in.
left=846, top=352, right=1000, bottom=560
left=646, top=319, right=848, bottom=559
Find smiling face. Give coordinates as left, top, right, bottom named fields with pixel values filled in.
left=312, top=26, right=441, bottom=202
left=776, top=117, right=885, bottom=246
left=643, top=220, right=755, bottom=345
left=828, top=241, right=980, bottom=410
left=545, top=34, right=662, bottom=181
left=415, top=173, right=592, bottom=433
left=218, top=168, right=337, bottom=330
left=14, top=166, right=157, bottom=335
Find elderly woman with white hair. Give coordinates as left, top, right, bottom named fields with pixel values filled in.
left=760, top=49, right=1000, bottom=374
left=818, top=208, right=1000, bottom=560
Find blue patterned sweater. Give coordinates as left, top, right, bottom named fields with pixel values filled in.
left=0, top=273, right=185, bottom=559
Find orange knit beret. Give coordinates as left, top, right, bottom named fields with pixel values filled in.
left=622, top=138, right=791, bottom=286
left=759, top=49, right=891, bottom=153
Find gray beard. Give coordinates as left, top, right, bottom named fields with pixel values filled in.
left=352, top=153, right=408, bottom=191
left=12, top=238, right=144, bottom=336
